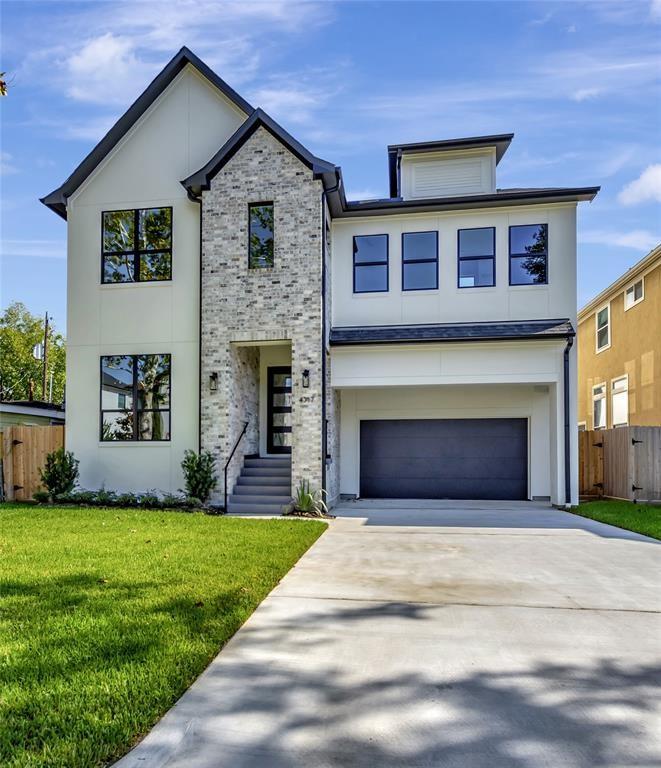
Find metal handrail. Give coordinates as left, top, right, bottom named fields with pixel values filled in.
left=223, top=421, right=249, bottom=512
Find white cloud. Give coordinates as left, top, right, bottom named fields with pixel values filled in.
left=64, top=116, right=117, bottom=142
left=65, top=34, right=152, bottom=105
left=579, top=229, right=660, bottom=251
left=571, top=87, right=603, bottom=102
left=528, top=11, right=553, bottom=27
left=1, top=239, right=67, bottom=259
left=249, top=84, right=333, bottom=125
left=651, top=0, right=661, bottom=21
left=0, top=151, right=18, bottom=175
left=345, top=188, right=386, bottom=201
left=618, top=164, right=661, bottom=205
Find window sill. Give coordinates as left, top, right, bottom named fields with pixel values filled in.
left=595, top=344, right=611, bottom=355
left=100, top=281, right=173, bottom=290
left=455, top=286, right=497, bottom=293
left=98, top=441, right=171, bottom=447
left=508, top=284, right=549, bottom=291
left=351, top=291, right=390, bottom=299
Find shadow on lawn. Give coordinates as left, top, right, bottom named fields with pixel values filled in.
left=116, top=599, right=661, bottom=768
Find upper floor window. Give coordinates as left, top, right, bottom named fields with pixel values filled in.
left=353, top=234, right=388, bottom=293
left=611, top=376, right=628, bottom=427
left=249, top=203, right=274, bottom=268
left=458, top=227, right=495, bottom=288
left=509, top=224, right=548, bottom=285
left=624, top=278, right=644, bottom=310
left=592, top=383, right=606, bottom=429
left=402, top=231, right=438, bottom=291
left=102, top=208, right=172, bottom=283
left=101, top=354, right=171, bottom=441
left=596, top=304, right=610, bottom=352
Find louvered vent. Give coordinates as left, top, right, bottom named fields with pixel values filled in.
left=410, top=158, right=484, bottom=198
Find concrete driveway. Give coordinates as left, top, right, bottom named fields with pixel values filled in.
left=116, top=501, right=661, bottom=768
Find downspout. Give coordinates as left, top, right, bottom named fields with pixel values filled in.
left=563, top=334, right=574, bottom=508
left=320, top=173, right=341, bottom=495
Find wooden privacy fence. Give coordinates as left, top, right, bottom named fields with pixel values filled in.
left=1, top=425, right=64, bottom=501
left=579, top=427, right=661, bottom=502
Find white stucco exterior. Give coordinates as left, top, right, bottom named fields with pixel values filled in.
left=64, top=65, right=247, bottom=492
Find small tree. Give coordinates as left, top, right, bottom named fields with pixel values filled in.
left=181, top=450, right=217, bottom=504
left=39, top=448, right=79, bottom=499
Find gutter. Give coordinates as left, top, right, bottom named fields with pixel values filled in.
left=186, top=188, right=203, bottom=452
left=563, top=335, right=574, bottom=508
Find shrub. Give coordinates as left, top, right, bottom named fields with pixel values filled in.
left=39, top=448, right=79, bottom=499
left=138, top=490, right=160, bottom=508
left=33, top=490, right=50, bottom=504
left=116, top=492, right=139, bottom=507
left=94, top=488, right=118, bottom=506
left=181, top=450, right=217, bottom=504
left=161, top=492, right=186, bottom=509
left=288, top=480, right=328, bottom=518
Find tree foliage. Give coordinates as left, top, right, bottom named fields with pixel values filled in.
left=0, top=302, right=66, bottom=402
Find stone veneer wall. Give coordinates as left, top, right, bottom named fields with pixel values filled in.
left=200, top=126, right=324, bottom=501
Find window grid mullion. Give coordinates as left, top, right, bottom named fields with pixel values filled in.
left=132, top=354, right=139, bottom=439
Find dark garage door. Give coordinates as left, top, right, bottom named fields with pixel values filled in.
left=360, top=418, right=528, bottom=500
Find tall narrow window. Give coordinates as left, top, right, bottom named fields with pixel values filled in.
left=592, top=383, right=606, bottom=429
left=353, top=234, right=388, bottom=293
left=102, top=208, right=172, bottom=283
left=458, top=227, right=495, bottom=288
left=611, top=376, right=628, bottom=427
left=596, top=305, right=610, bottom=352
left=509, top=224, right=548, bottom=285
left=624, top=278, right=644, bottom=310
left=101, top=354, right=171, bottom=441
left=402, top=231, right=438, bottom=290
left=249, top=203, right=274, bottom=268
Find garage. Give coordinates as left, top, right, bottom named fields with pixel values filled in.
left=360, top=418, right=528, bottom=500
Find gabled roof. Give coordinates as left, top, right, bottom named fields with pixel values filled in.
left=330, top=319, right=575, bottom=346
left=387, top=133, right=514, bottom=197
left=182, top=108, right=338, bottom=196
left=40, top=47, right=254, bottom=219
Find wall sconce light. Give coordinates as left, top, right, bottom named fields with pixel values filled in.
left=209, top=372, right=218, bottom=392
left=302, top=369, right=310, bottom=388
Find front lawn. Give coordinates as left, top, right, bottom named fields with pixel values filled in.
left=572, top=500, right=661, bottom=540
left=0, top=504, right=325, bottom=768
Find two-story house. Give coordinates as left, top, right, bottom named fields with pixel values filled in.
left=577, top=244, right=661, bottom=431
left=42, top=47, right=598, bottom=510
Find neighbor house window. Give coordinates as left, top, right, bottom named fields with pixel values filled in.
left=624, top=278, right=644, bottom=310
left=402, top=231, right=438, bottom=290
left=101, top=354, right=171, bottom=441
left=102, top=208, right=172, bottom=283
left=611, top=376, right=628, bottom=427
left=509, top=224, right=548, bottom=285
left=596, top=304, right=610, bottom=352
left=353, top=234, right=388, bottom=293
left=592, top=383, right=606, bottom=429
left=458, top=227, right=495, bottom=288
left=248, top=203, right=274, bottom=268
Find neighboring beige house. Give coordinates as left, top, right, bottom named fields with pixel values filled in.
left=0, top=401, right=65, bottom=428
left=41, top=47, right=599, bottom=509
left=577, top=244, right=661, bottom=430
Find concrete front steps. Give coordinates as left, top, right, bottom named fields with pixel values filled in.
left=227, top=456, right=291, bottom=515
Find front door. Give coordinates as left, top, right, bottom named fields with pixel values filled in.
left=267, top=366, right=292, bottom=454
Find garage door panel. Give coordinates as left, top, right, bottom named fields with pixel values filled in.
left=360, top=418, right=527, bottom=500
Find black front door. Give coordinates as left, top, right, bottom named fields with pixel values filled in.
left=267, top=367, right=292, bottom=454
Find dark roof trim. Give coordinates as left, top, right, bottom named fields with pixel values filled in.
left=329, top=319, right=575, bottom=346
left=41, top=47, right=254, bottom=220
left=332, top=186, right=600, bottom=218
left=182, top=108, right=337, bottom=196
left=387, top=133, right=514, bottom=197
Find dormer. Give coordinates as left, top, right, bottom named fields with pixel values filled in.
left=387, top=133, right=513, bottom=200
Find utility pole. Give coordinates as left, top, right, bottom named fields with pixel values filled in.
left=42, top=312, right=49, bottom=402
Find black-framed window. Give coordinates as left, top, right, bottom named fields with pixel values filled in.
left=402, top=231, right=438, bottom=290
left=249, top=203, right=274, bottom=268
left=102, top=208, right=172, bottom=283
left=509, top=224, right=548, bottom=285
left=100, top=354, right=171, bottom=441
left=353, top=234, right=388, bottom=293
left=458, top=227, right=495, bottom=288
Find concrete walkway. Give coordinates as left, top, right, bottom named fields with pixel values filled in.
left=116, top=501, right=661, bottom=768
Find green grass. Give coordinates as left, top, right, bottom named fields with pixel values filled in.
left=0, top=504, right=326, bottom=768
left=572, top=500, right=661, bottom=540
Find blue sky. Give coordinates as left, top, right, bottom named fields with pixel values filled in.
left=1, top=0, right=660, bottom=334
